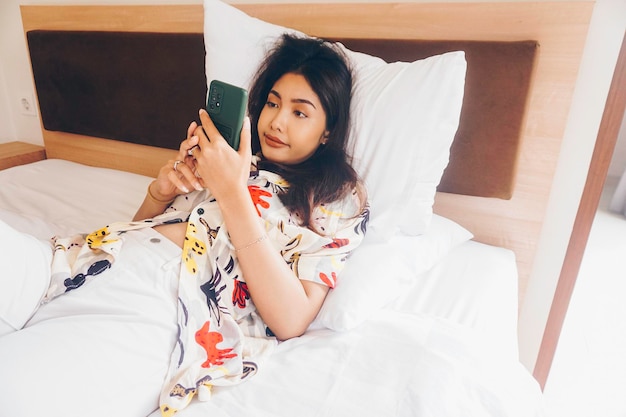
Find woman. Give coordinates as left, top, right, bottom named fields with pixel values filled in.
left=0, top=34, right=368, bottom=416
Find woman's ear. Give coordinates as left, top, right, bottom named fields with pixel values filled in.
left=321, top=131, right=330, bottom=145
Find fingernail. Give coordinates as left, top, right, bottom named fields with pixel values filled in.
left=179, top=185, right=189, bottom=193
left=194, top=182, right=203, bottom=191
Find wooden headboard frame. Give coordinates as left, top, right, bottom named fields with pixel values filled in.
left=20, top=2, right=593, bottom=310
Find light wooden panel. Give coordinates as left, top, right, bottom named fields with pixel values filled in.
left=44, top=133, right=177, bottom=178
left=0, top=141, right=46, bottom=170
left=21, top=5, right=203, bottom=33
left=20, top=2, right=594, bottom=304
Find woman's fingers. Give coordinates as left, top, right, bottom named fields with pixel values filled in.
left=171, top=123, right=204, bottom=191
left=181, top=135, right=200, bottom=160
left=169, top=157, right=203, bottom=193
left=238, top=117, right=252, bottom=157
left=187, top=121, right=198, bottom=138
left=174, top=121, right=201, bottom=163
left=153, top=120, right=207, bottom=200
left=198, top=109, right=222, bottom=146
left=193, top=110, right=250, bottom=157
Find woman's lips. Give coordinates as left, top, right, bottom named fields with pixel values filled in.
left=264, top=134, right=287, bottom=148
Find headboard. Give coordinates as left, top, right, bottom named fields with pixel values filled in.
left=20, top=2, right=593, bottom=308
left=26, top=29, right=537, bottom=201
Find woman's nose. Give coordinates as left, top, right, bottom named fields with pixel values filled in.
left=270, top=111, right=285, bottom=132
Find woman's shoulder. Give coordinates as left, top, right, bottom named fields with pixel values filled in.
left=331, top=184, right=366, bottom=211
left=313, top=185, right=368, bottom=232
left=336, top=181, right=368, bottom=215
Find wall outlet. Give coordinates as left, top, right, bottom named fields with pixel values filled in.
left=18, top=92, right=37, bottom=117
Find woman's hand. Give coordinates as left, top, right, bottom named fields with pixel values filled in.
left=152, top=121, right=206, bottom=202
left=189, top=109, right=252, bottom=202
left=133, top=121, right=207, bottom=221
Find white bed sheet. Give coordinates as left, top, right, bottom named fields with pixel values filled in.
left=0, top=158, right=152, bottom=239
left=0, top=159, right=544, bottom=416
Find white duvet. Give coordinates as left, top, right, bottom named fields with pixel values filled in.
left=0, top=159, right=545, bottom=416
left=158, top=310, right=544, bottom=417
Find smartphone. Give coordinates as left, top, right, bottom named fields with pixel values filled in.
left=206, top=79, right=248, bottom=151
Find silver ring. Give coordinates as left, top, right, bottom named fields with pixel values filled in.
left=173, top=160, right=183, bottom=172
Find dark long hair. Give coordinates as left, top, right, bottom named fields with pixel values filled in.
left=248, top=34, right=363, bottom=228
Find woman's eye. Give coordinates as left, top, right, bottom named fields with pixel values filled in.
left=266, top=101, right=278, bottom=108
left=294, top=110, right=307, bottom=118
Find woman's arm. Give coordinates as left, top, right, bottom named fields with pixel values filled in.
left=193, top=110, right=328, bottom=340
left=221, top=186, right=329, bottom=340
left=132, top=181, right=176, bottom=221
left=133, top=122, right=205, bottom=221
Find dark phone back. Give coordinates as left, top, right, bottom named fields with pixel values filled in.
left=207, top=80, right=248, bottom=150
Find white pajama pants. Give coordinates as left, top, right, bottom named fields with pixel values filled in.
left=0, top=223, right=182, bottom=417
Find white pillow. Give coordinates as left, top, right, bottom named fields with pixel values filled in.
left=203, top=0, right=466, bottom=240
left=315, top=215, right=473, bottom=330
left=0, top=220, right=52, bottom=334
left=347, top=51, right=466, bottom=238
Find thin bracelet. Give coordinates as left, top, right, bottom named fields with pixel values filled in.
left=235, top=234, right=268, bottom=252
left=146, top=182, right=174, bottom=205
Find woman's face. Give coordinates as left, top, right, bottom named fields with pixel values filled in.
left=257, top=72, right=329, bottom=165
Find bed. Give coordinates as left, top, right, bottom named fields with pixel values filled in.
left=0, top=0, right=594, bottom=415
left=0, top=159, right=539, bottom=416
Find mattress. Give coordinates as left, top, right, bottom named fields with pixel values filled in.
left=0, top=159, right=544, bottom=416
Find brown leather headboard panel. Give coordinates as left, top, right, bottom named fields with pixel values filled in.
left=27, top=30, right=207, bottom=150
left=27, top=30, right=537, bottom=199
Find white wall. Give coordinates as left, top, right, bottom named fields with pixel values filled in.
left=0, top=0, right=23, bottom=142
left=0, top=61, right=15, bottom=142
left=1, top=0, right=625, bottom=373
